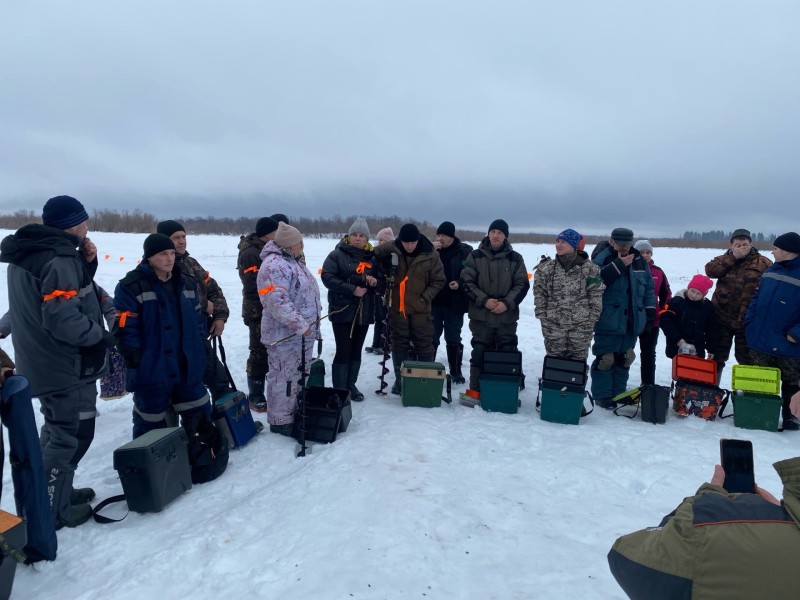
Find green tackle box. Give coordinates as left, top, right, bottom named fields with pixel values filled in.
left=401, top=361, right=446, bottom=408
left=733, top=392, right=782, bottom=432
left=479, top=374, right=520, bottom=414
left=539, top=380, right=585, bottom=425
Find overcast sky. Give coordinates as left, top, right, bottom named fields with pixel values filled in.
left=2, top=1, right=798, bottom=236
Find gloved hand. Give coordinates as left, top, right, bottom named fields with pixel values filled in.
left=643, top=308, right=656, bottom=334
left=99, top=330, right=118, bottom=349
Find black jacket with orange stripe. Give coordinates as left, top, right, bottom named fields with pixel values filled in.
left=237, top=232, right=266, bottom=326
left=0, top=224, right=108, bottom=396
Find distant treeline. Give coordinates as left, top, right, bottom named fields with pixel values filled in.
left=0, top=210, right=774, bottom=250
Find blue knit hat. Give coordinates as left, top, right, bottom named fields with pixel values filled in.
left=557, top=229, right=582, bottom=250
left=42, top=195, right=89, bottom=229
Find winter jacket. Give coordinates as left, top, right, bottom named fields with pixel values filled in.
left=373, top=236, right=445, bottom=317
left=432, top=238, right=472, bottom=313
left=113, top=262, right=207, bottom=391
left=608, top=457, right=800, bottom=600
left=0, top=224, right=109, bottom=396
left=659, top=290, right=719, bottom=359
left=175, top=251, right=230, bottom=326
left=705, top=248, right=772, bottom=329
left=533, top=251, right=604, bottom=330
left=237, top=233, right=266, bottom=325
left=744, top=255, right=800, bottom=359
left=462, top=238, right=530, bottom=326
left=592, top=245, right=654, bottom=336
left=322, top=236, right=384, bottom=326
left=257, top=241, right=321, bottom=345
left=647, top=260, right=672, bottom=327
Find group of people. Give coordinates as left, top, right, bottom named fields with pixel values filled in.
left=2, top=196, right=800, bottom=541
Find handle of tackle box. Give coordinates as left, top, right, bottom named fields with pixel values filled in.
left=441, top=374, right=452, bottom=404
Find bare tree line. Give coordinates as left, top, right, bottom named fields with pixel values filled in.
left=0, top=209, right=775, bottom=250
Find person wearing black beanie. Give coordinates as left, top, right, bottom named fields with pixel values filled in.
left=114, top=229, right=212, bottom=441
left=270, top=213, right=289, bottom=224
left=143, top=233, right=175, bottom=260
left=159, top=218, right=233, bottom=401
left=373, top=223, right=446, bottom=395
left=432, top=221, right=473, bottom=384
left=744, top=231, right=800, bottom=429
left=236, top=217, right=280, bottom=410
left=460, top=218, right=530, bottom=398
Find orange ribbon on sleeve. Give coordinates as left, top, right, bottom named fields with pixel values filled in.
left=398, top=276, right=409, bottom=318
left=43, top=290, right=78, bottom=302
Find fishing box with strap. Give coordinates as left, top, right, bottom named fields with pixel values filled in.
left=671, top=379, right=729, bottom=421
left=672, top=355, right=717, bottom=385
left=401, top=361, right=446, bottom=408
left=729, top=364, right=782, bottom=431
left=536, top=356, right=592, bottom=425
left=112, top=427, right=192, bottom=514
left=213, top=391, right=258, bottom=449
left=613, top=385, right=670, bottom=424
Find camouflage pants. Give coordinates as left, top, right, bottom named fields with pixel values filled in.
left=266, top=336, right=314, bottom=426
left=540, top=321, right=594, bottom=362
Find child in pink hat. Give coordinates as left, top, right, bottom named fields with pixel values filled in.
left=659, top=274, right=719, bottom=359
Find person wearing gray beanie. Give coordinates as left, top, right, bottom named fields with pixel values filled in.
left=274, top=222, right=303, bottom=252
left=322, top=217, right=383, bottom=400
left=633, top=240, right=672, bottom=385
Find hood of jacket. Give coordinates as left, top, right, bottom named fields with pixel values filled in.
left=238, top=232, right=266, bottom=253
left=0, top=223, right=81, bottom=265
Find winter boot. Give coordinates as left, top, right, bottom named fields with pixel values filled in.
left=446, top=343, right=465, bottom=385
left=390, top=352, right=407, bottom=396
left=269, top=423, right=295, bottom=437
left=247, top=376, right=268, bottom=413
left=55, top=502, right=93, bottom=531
left=332, top=363, right=349, bottom=390
left=347, top=361, right=365, bottom=401
left=70, top=487, right=96, bottom=506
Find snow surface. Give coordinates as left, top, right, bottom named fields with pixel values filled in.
left=1, top=231, right=793, bottom=600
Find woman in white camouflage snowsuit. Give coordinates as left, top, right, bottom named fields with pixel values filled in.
left=533, top=229, right=604, bottom=361
left=257, top=223, right=321, bottom=435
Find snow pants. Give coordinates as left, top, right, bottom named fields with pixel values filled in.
left=468, top=320, right=519, bottom=391
left=38, top=381, right=97, bottom=527
left=540, top=321, right=594, bottom=362
left=131, top=380, right=211, bottom=439
left=591, top=333, right=637, bottom=402
left=266, top=336, right=315, bottom=426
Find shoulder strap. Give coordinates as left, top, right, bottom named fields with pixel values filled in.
left=92, top=494, right=129, bottom=524
left=717, top=389, right=733, bottom=419
left=212, top=337, right=237, bottom=391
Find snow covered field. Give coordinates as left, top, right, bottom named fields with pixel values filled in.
left=1, top=230, right=793, bottom=600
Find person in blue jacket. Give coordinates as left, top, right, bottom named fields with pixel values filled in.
left=114, top=234, right=211, bottom=438
left=590, top=228, right=655, bottom=408
left=744, top=232, right=800, bottom=430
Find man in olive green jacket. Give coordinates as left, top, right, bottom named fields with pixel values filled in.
left=373, top=223, right=445, bottom=394
left=461, top=219, right=530, bottom=394
left=609, top=458, right=800, bottom=599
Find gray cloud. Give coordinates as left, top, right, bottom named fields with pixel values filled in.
left=2, top=1, right=798, bottom=236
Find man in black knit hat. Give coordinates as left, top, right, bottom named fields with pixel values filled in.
left=432, top=221, right=473, bottom=384
left=373, top=223, right=446, bottom=394
left=157, top=220, right=233, bottom=401
left=461, top=219, right=530, bottom=397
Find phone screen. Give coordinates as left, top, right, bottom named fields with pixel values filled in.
left=720, top=439, right=755, bottom=494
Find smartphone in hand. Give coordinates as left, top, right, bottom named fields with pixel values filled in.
left=720, top=439, right=755, bottom=494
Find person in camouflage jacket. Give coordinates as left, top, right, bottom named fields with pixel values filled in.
left=705, top=228, right=772, bottom=382
left=534, top=229, right=604, bottom=362
left=236, top=217, right=278, bottom=411
left=609, top=457, right=800, bottom=600
left=158, top=220, right=232, bottom=401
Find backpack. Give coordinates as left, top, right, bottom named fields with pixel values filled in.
left=186, top=417, right=229, bottom=484
left=672, top=380, right=730, bottom=421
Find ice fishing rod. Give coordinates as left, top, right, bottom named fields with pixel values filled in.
left=268, top=306, right=349, bottom=347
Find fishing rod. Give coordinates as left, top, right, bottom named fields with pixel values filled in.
left=268, top=306, right=349, bottom=348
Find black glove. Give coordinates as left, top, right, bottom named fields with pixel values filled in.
left=644, top=308, right=656, bottom=334
left=100, top=330, right=118, bottom=349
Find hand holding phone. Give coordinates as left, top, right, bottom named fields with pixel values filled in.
left=720, top=439, right=755, bottom=494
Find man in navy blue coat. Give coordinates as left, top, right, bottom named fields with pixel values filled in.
left=745, top=232, right=800, bottom=430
